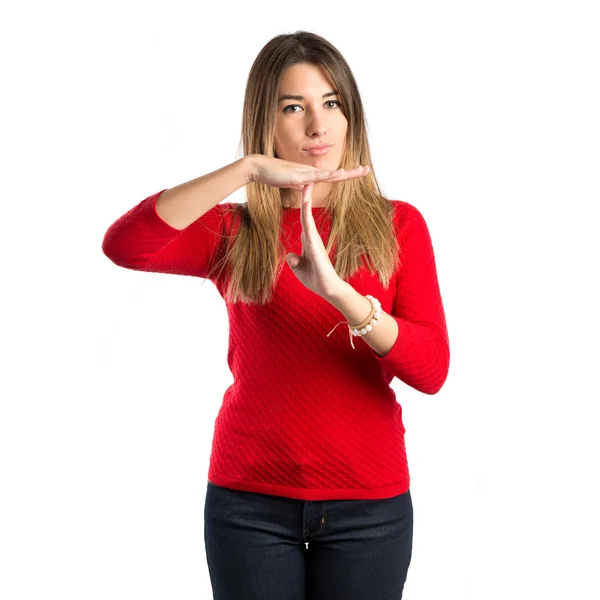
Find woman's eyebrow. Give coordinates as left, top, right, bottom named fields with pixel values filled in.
left=278, top=90, right=339, bottom=102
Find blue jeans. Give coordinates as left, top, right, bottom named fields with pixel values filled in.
left=203, top=481, right=413, bottom=599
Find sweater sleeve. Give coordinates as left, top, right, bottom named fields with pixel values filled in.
left=369, top=202, right=450, bottom=394
left=101, top=189, right=227, bottom=279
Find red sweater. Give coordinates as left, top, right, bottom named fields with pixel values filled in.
left=102, top=190, right=450, bottom=501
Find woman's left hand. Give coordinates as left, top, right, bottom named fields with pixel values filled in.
left=285, top=182, right=343, bottom=299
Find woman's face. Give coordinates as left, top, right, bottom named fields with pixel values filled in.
left=273, top=62, right=348, bottom=171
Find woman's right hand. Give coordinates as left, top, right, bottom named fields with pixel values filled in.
left=247, top=154, right=369, bottom=190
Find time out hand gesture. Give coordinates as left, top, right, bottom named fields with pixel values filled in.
left=285, top=169, right=369, bottom=298
left=249, top=155, right=368, bottom=190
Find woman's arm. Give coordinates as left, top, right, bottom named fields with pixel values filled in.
left=155, top=156, right=253, bottom=230
left=101, top=157, right=254, bottom=278
left=371, top=202, right=450, bottom=394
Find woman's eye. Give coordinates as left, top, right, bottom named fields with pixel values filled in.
left=283, top=100, right=342, bottom=113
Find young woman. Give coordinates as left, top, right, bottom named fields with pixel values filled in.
left=102, top=30, right=450, bottom=600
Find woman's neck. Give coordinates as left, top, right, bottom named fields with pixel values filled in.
left=281, top=182, right=332, bottom=208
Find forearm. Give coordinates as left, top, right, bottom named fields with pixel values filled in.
left=325, top=281, right=399, bottom=357
left=155, top=155, right=255, bottom=230
left=326, top=280, right=449, bottom=393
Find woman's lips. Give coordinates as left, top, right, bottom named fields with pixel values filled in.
left=305, top=146, right=331, bottom=156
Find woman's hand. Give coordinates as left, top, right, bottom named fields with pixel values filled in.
left=248, top=154, right=367, bottom=190
left=285, top=178, right=368, bottom=298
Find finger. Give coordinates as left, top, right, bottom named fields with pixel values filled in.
left=327, top=166, right=370, bottom=182
left=300, top=168, right=347, bottom=186
left=329, top=166, right=365, bottom=176
left=310, top=169, right=344, bottom=181
left=300, top=182, right=315, bottom=233
left=341, top=165, right=369, bottom=177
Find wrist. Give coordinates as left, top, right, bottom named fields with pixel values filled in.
left=324, top=279, right=352, bottom=304
left=243, top=154, right=259, bottom=185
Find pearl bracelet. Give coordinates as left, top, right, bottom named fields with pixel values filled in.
left=326, top=294, right=381, bottom=350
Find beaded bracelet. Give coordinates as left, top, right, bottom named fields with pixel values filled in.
left=326, top=294, right=381, bottom=350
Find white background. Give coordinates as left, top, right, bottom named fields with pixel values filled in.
left=2, top=1, right=599, bottom=598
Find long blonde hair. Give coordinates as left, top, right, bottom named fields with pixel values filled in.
left=208, top=31, right=401, bottom=304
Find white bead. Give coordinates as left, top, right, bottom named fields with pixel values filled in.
left=341, top=295, right=382, bottom=344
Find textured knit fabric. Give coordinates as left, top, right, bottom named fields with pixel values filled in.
left=102, top=189, right=450, bottom=501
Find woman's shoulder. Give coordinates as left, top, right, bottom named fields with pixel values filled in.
left=387, top=198, right=423, bottom=214
left=386, top=199, right=429, bottom=234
